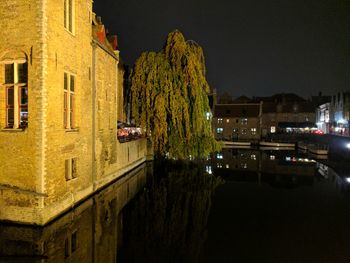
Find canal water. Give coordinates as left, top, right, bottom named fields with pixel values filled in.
left=1, top=148, right=350, bottom=262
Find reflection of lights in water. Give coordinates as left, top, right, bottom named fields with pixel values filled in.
left=206, top=166, right=212, bottom=174
left=285, top=156, right=316, bottom=163
left=346, top=178, right=350, bottom=183
left=226, top=164, right=229, bottom=169
left=217, top=153, right=223, bottom=159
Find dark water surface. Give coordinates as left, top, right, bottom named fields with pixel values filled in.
left=1, top=148, right=350, bottom=262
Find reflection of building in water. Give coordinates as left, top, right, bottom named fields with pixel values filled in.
left=119, top=161, right=223, bottom=263
left=210, top=149, right=316, bottom=188
left=0, top=164, right=147, bottom=262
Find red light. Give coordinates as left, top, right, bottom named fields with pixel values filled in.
left=313, top=130, right=324, bottom=135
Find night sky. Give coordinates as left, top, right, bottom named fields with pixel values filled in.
left=93, top=0, right=350, bottom=98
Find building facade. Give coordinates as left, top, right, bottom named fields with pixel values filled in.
left=212, top=103, right=262, bottom=141
left=330, top=92, right=350, bottom=136
left=0, top=0, right=147, bottom=225
left=261, top=101, right=316, bottom=136
left=316, top=102, right=331, bottom=134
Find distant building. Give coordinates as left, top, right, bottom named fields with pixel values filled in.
left=330, top=92, right=350, bottom=136
left=212, top=93, right=319, bottom=141
left=261, top=101, right=316, bottom=136
left=316, top=103, right=331, bottom=134
left=212, top=103, right=262, bottom=141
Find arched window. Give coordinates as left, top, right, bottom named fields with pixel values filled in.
left=1, top=51, right=28, bottom=129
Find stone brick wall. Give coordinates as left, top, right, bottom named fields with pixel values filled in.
left=0, top=0, right=148, bottom=225
left=43, top=0, right=94, bottom=207
left=0, top=0, right=43, bottom=194
left=0, top=163, right=148, bottom=260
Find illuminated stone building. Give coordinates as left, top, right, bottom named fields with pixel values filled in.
left=0, top=0, right=146, bottom=225
left=212, top=103, right=262, bottom=141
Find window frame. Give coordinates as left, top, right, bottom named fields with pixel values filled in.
left=64, top=72, right=76, bottom=129
left=64, top=0, right=75, bottom=34
left=2, top=60, right=28, bottom=129
left=65, top=158, right=77, bottom=181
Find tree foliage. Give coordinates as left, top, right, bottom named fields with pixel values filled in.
left=131, top=30, right=220, bottom=159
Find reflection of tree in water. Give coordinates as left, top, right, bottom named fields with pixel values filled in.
left=118, top=160, right=223, bottom=263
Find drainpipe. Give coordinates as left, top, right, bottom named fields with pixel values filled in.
left=92, top=42, right=97, bottom=190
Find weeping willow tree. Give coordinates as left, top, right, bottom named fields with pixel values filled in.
left=131, top=30, right=220, bottom=159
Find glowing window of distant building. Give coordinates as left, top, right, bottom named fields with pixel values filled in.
left=3, top=61, right=28, bottom=129
left=226, top=119, right=230, bottom=123
left=251, top=154, right=256, bottom=160
left=241, top=163, right=247, bottom=169
left=216, top=128, right=223, bottom=134
left=251, top=128, right=257, bottom=135
left=226, top=164, right=229, bottom=169
left=64, top=0, right=75, bottom=34
left=206, top=112, right=211, bottom=120
left=217, top=118, right=223, bottom=124
left=233, top=128, right=239, bottom=133
left=271, top=126, right=276, bottom=133
left=293, top=104, right=298, bottom=112
left=270, top=155, right=275, bottom=160
left=206, top=166, right=212, bottom=174
left=217, top=163, right=222, bottom=168
left=241, top=118, right=248, bottom=125
left=217, top=153, right=223, bottom=159
left=242, top=128, right=247, bottom=135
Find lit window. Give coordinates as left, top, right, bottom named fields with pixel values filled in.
left=206, top=166, right=212, bottom=174
left=64, top=0, right=75, bottom=33
left=3, top=62, right=28, bottom=129
left=241, top=118, right=248, bottom=125
left=251, top=128, right=257, bottom=135
left=242, top=128, right=247, bottom=135
left=217, top=153, right=223, bottom=159
left=217, top=118, right=223, bottom=124
left=233, top=128, right=239, bottom=133
left=270, top=155, right=275, bottom=160
left=216, top=128, right=223, bottom=134
left=64, top=72, right=75, bottom=129
left=206, top=112, right=211, bottom=120
left=271, top=126, right=276, bottom=133
left=226, top=119, right=230, bottom=123
left=225, top=164, right=229, bottom=169
left=65, top=158, right=77, bottom=180
left=217, top=163, right=222, bottom=168
left=251, top=154, right=256, bottom=160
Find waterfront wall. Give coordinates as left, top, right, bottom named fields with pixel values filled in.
left=0, top=163, right=148, bottom=261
